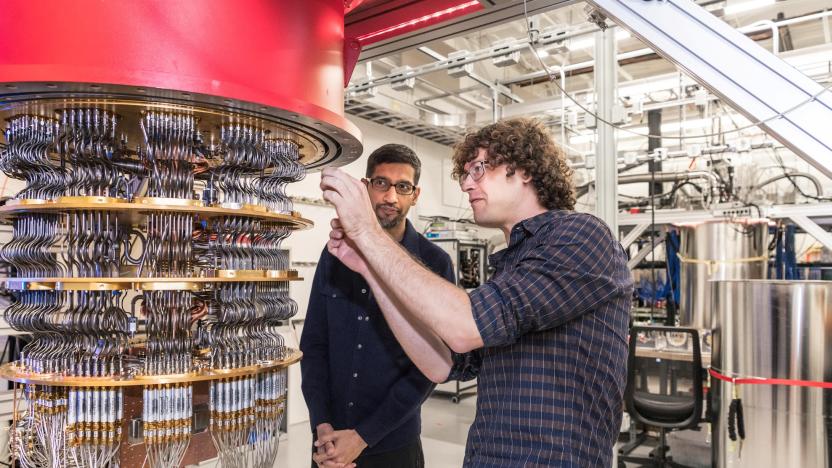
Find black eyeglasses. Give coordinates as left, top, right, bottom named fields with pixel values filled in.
left=363, top=177, right=417, bottom=195
left=457, top=160, right=491, bottom=187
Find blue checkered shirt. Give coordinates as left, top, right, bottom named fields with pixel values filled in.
left=448, top=210, right=633, bottom=467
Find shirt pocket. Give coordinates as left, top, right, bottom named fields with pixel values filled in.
left=318, top=283, right=360, bottom=330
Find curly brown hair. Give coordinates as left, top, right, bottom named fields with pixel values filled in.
left=451, top=118, right=575, bottom=211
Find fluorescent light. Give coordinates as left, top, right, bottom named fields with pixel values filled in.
left=724, top=0, right=775, bottom=15
left=357, top=1, right=481, bottom=42
left=568, top=30, right=631, bottom=51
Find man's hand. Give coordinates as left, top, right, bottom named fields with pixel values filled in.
left=327, top=218, right=369, bottom=275
left=320, top=167, right=382, bottom=241
left=313, top=429, right=368, bottom=466
left=316, top=423, right=335, bottom=457
left=314, top=424, right=356, bottom=468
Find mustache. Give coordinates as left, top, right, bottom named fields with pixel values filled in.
left=375, top=203, right=401, bottom=214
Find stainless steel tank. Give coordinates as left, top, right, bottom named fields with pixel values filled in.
left=711, top=280, right=832, bottom=467
left=676, top=219, right=769, bottom=328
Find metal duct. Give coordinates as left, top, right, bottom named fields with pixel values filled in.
left=576, top=170, right=720, bottom=199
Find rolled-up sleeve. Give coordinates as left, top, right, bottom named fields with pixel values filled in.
left=445, top=349, right=482, bottom=382
left=469, top=219, right=628, bottom=348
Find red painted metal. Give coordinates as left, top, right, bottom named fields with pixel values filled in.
left=345, top=0, right=368, bottom=14
left=345, top=0, right=483, bottom=46
left=343, top=38, right=364, bottom=87
left=0, top=0, right=355, bottom=133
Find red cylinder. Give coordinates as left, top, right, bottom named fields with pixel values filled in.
left=0, top=0, right=359, bottom=144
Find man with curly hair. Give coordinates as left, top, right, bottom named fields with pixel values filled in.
left=318, top=118, right=633, bottom=467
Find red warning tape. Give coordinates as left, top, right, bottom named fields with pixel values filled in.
left=709, top=367, right=832, bottom=389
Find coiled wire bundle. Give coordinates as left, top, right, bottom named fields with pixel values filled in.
left=0, top=108, right=305, bottom=468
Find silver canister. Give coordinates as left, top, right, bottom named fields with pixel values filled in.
left=676, top=219, right=769, bottom=329
left=711, top=280, right=832, bottom=467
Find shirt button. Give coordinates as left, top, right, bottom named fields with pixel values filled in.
left=365, top=316, right=370, bottom=321
left=348, top=402, right=354, bottom=407
left=353, top=373, right=358, bottom=378
left=357, top=344, right=363, bottom=349
left=357, top=316, right=363, bottom=321
left=331, top=293, right=337, bottom=298
left=361, top=288, right=367, bottom=294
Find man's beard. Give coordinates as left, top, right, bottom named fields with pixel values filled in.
left=375, top=203, right=404, bottom=229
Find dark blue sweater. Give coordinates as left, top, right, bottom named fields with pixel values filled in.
left=300, top=220, right=455, bottom=454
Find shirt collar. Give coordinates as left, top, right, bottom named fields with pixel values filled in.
left=505, top=211, right=551, bottom=247
left=514, top=210, right=556, bottom=236
left=490, top=210, right=559, bottom=267
left=400, top=219, right=420, bottom=252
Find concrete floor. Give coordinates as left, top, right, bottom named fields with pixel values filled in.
left=191, top=392, right=712, bottom=467
left=273, top=393, right=476, bottom=467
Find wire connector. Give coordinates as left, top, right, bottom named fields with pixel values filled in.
left=584, top=5, right=609, bottom=31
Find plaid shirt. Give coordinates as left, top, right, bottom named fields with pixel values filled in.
left=448, top=210, right=633, bottom=467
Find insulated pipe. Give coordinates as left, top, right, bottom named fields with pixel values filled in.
left=576, top=170, right=719, bottom=198
left=618, top=170, right=720, bottom=187
left=751, top=172, right=824, bottom=197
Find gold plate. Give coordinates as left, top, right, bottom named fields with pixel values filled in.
left=242, top=203, right=269, bottom=213
left=0, top=349, right=302, bottom=387
left=0, top=199, right=313, bottom=229
left=2, top=273, right=304, bottom=291
left=54, top=196, right=127, bottom=204
left=134, top=196, right=204, bottom=207
left=4, top=199, right=49, bottom=206
left=4, top=280, right=53, bottom=291
left=135, top=281, right=203, bottom=291
left=54, top=281, right=130, bottom=291
left=266, top=269, right=297, bottom=279
left=0, top=93, right=361, bottom=168
left=214, top=269, right=298, bottom=280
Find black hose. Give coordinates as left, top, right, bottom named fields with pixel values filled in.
left=705, top=387, right=712, bottom=423
left=112, top=159, right=146, bottom=174
left=122, top=230, right=146, bottom=265
left=736, top=398, right=746, bottom=439
left=728, top=398, right=745, bottom=442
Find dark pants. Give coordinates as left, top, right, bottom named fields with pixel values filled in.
left=311, top=440, right=424, bottom=468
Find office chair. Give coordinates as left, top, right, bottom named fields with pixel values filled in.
left=618, top=326, right=703, bottom=468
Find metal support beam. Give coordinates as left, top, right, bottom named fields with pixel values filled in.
left=618, top=202, right=832, bottom=229
left=621, top=223, right=650, bottom=249
left=586, top=0, right=832, bottom=178
left=413, top=47, right=523, bottom=103
left=647, top=109, right=663, bottom=196
left=627, top=232, right=667, bottom=270
left=789, top=215, right=832, bottom=252
left=594, top=28, right=618, bottom=233
left=491, top=87, right=500, bottom=123
left=348, top=22, right=587, bottom=96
